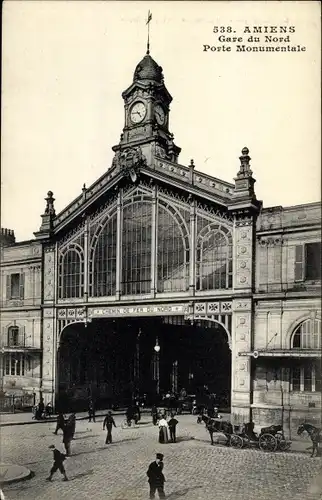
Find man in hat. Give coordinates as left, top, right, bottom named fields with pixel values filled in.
left=168, top=413, right=179, bottom=443
left=146, top=453, right=166, bottom=499
left=46, top=445, right=68, bottom=482
left=103, top=410, right=117, bottom=444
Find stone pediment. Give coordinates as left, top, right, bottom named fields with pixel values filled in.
left=52, top=146, right=235, bottom=234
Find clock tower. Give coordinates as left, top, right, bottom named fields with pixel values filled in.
left=112, top=51, right=181, bottom=164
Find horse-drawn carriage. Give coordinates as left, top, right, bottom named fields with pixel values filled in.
left=230, top=422, right=291, bottom=452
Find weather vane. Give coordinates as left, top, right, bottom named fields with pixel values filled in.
left=146, top=10, right=152, bottom=54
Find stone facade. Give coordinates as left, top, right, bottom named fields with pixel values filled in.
left=0, top=51, right=320, bottom=433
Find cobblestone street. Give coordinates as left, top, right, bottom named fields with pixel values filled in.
left=1, top=414, right=322, bottom=500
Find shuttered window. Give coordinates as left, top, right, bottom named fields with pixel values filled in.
left=294, top=242, right=321, bottom=282
left=6, top=273, right=24, bottom=300
left=294, top=246, right=304, bottom=281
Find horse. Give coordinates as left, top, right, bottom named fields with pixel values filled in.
left=297, top=423, right=321, bottom=457
left=197, top=414, right=233, bottom=445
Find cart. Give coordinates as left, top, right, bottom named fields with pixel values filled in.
left=230, top=422, right=291, bottom=452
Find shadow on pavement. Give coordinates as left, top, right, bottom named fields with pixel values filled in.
left=175, top=436, right=195, bottom=443
left=72, top=437, right=140, bottom=455
left=69, top=469, right=95, bottom=481
left=167, top=485, right=203, bottom=499
left=73, top=435, right=101, bottom=440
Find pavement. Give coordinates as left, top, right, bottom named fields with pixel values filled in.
left=0, top=413, right=321, bottom=500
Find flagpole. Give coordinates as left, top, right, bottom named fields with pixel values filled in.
left=147, top=21, right=150, bottom=54
left=146, top=10, right=152, bottom=55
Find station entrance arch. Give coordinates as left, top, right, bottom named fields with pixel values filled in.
left=56, top=315, right=232, bottom=412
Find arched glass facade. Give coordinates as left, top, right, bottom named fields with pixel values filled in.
left=121, top=201, right=152, bottom=295
left=57, top=194, right=233, bottom=298
left=157, top=204, right=189, bottom=292
left=91, top=214, right=117, bottom=297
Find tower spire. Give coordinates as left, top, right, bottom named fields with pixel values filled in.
left=146, top=10, right=152, bottom=54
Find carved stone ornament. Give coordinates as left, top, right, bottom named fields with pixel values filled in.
left=119, top=146, right=147, bottom=183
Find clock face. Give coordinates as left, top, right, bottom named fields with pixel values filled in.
left=154, top=104, right=166, bottom=125
left=130, top=102, right=147, bottom=124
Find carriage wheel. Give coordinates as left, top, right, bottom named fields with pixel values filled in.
left=230, top=434, right=244, bottom=449
left=259, top=433, right=277, bottom=452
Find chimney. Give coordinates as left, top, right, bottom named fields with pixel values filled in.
left=0, top=228, right=16, bottom=247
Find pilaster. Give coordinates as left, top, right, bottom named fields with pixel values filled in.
left=189, top=198, right=196, bottom=294
left=115, top=189, right=123, bottom=300
left=41, top=245, right=56, bottom=404
left=231, top=298, right=253, bottom=424
left=151, top=184, right=157, bottom=296
left=83, top=215, right=89, bottom=302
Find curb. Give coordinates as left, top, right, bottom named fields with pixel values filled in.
left=0, top=409, right=150, bottom=428
left=0, top=465, right=33, bottom=486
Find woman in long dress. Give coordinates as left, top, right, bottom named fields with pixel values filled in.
left=158, top=416, right=169, bottom=443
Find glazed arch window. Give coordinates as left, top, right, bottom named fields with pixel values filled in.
left=58, top=247, right=84, bottom=299
left=196, top=226, right=233, bottom=291
left=292, top=319, right=321, bottom=349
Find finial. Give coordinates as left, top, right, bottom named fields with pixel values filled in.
left=82, top=183, right=86, bottom=192
left=238, top=147, right=252, bottom=176
left=190, top=159, right=195, bottom=168
left=146, top=10, right=152, bottom=55
left=44, top=191, right=55, bottom=215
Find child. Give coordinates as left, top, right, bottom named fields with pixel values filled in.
left=168, top=413, right=179, bottom=443
left=46, top=445, right=68, bottom=482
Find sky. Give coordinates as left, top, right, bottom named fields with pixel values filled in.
left=1, top=1, right=321, bottom=242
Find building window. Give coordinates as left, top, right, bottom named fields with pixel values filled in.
left=4, top=354, right=26, bottom=376
left=6, top=273, right=24, bottom=300
left=292, top=319, right=321, bottom=349
left=157, top=205, right=189, bottom=293
left=8, top=326, right=20, bottom=346
left=291, top=361, right=321, bottom=393
left=58, top=246, right=84, bottom=299
left=121, top=201, right=152, bottom=295
left=91, top=214, right=117, bottom=297
left=196, top=227, right=233, bottom=291
left=295, top=242, right=321, bottom=281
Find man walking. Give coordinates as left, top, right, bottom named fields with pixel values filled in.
left=53, top=412, right=65, bottom=435
left=46, top=445, right=68, bottom=482
left=88, top=398, right=96, bottom=423
left=103, top=410, right=116, bottom=444
left=62, top=419, right=74, bottom=456
left=168, top=414, right=179, bottom=443
left=147, top=453, right=166, bottom=499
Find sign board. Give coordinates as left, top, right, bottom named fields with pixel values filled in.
left=88, top=304, right=189, bottom=318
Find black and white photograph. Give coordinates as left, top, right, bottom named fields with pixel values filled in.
left=0, top=1, right=321, bottom=499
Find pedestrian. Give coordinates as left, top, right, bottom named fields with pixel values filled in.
left=103, top=410, right=117, bottom=444
left=67, top=413, right=76, bottom=439
left=151, top=405, right=158, bottom=426
left=158, top=415, right=169, bottom=444
left=146, top=453, right=166, bottom=499
left=88, top=398, right=96, bottom=423
left=53, top=412, right=65, bottom=435
left=62, top=419, right=74, bottom=456
left=46, top=445, right=68, bottom=482
left=168, top=413, right=178, bottom=443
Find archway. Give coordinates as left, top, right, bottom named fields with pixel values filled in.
left=56, top=316, right=231, bottom=412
